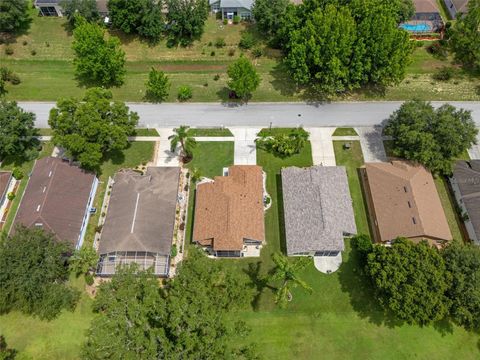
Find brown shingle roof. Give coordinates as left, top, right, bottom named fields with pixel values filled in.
left=364, top=161, right=452, bottom=242
left=414, top=0, right=440, bottom=13
left=13, top=157, right=96, bottom=247
left=0, top=171, right=12, bottom=204
left=193, top=165, right=265, bottom=251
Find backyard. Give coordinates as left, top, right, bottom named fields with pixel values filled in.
left=1, top=13, right=479, bottom=101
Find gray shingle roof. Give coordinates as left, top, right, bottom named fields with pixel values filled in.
left=99, top=167, right=180, bottom=256
left=219, top=0, right=253, bottom=9
left=453, top=160, right=480, bottom=240
left=281, top=166, right=357, bottom=255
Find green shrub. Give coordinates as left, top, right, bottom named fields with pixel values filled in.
left=427, top=42, right=447, bottom=59
left=177, top=86, right=193, bottom=101
left=85, top=273, right=94, bottom=286
left=415, top=41, right=424, bottom=48
left=7, top=192, right=15, bottom=201
left=31, top=49, right=37, bottom=56
left=4, top=46, right=13, bottom=55
left=9, top=73, right=21, bottom=85
left=252, top=47, right=263, bottom=58
left=0, top=67, right=12, bottom=81
left=239, top=32, right=256, bottom=49
left=171, top=244, right=178, bottom=257
left=233, top=15, right=241, bottom=24
left=223, top=18, right=228, bottom=25
left=210, top=50, right=215, bottom=56
left=433, top=66, right=454, bottom=81
left=12, top=168, right=24, bottom=180
left=213, top=74, right=220, bottom=81
left=215, top=37, right=226, bottom=48
left=228, top=48, right=235, bottom=56
left=22, top=40, right=28, bottom=46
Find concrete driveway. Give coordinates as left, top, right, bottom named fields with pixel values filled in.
left=229, top=127, right=260, bottom=165
left=355, top=126, right=387, bottom=162
left=305, top=127, right=336, bottom=166
left=155, top=128, right=179, bottom=167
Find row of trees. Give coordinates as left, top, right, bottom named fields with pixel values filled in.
left=354, top=236, right=480, bottom=330
left=253, top=0, right=413, bottom=95
left=384, top=100, right=478, bottom=175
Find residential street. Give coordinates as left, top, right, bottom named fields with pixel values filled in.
left=19, top=101, right=480, bottom=128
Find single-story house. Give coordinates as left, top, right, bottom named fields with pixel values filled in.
left=209, top=0, right=253, bottom=20
left=96, top=167, right=180, bottom=277
left=450, top=160, right=480, bottom=245
left=281, top=166, right=357, bottom=272
left=443, top=0, right=469, bottom=18
left=13, top=157, right=98, bottom=249
left=34, top=0, right=108, bottom=17
left=361, top=161, right=452, bottom=246
left=0, top=171, right=13, bottom=209
left=193, top=165, right=265, bottom=257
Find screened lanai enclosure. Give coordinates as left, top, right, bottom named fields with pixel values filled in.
left=96, top=251, right=170, bottom=276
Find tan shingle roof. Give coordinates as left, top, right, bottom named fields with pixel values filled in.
left=364, top=161, right=452, bottom=242
left=193, top=165, right=265, bottom=251
left=414, top=0, right=440, bottom=13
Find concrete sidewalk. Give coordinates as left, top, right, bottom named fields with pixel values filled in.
left=306, top=127, right=336, bottom=166
left=155, top=128, right=179, bottom=167
left=229, top=127, right=260, bottom=165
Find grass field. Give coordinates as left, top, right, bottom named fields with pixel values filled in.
left=1, top=14, right=479, bottom=101
left=332, top=127, right=358, bottom=136
left=187, top=128, right=233, bottom=137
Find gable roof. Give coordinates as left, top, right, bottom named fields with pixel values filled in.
left=193, top=165, right=264, bottom=251
left=99, top=167, right=180, bottom=256
left=282, top=166, right=357, bottom=255
left=453, top=160, right=480, bottom=240
left=451, top=0, right=469, bottom=13
left=364, top=161, right=452, bottom=242
left=0, top=171, right=12, bottom=204
left=216, top=0, right=253, bottom=9
left=13, top=157, right=96, bottom=247
left=414, top=0, right=440, bottom=13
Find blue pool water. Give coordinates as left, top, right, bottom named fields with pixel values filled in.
left=400, top=23, right=432, bottom=32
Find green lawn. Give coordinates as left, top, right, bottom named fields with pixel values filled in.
left=187, top=128, right=233, bottom=137
left=0, top=142, right=54, bottom=235
left=132, top=128, right=159, bottom=136
left=1, top=14, right=479, bottom=101
left=333, top=141, right=370, bottom=235
left=332, top=127, right=358, bottom=136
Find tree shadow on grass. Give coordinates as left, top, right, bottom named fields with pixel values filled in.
left=275, top=174, right=287, bottom=255
left=433, top=318, right=454, bottom=336
left=337, top=245, right=402, bottom=329
left=269, top=62, right=298, bottom=98
left=243, top=261, right=276, bottom=311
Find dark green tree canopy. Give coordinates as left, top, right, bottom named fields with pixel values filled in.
left=107, top=0, right=164, bottom=42
left=145, top=68, right=170, bottom=102
left=227, top=56, right=261, bottom=100
left=0, top=0, right=31, bottom=33
left=384, top=100, right=478, bottom=175
left=443, top=241, right=480, bottom=330
left=0, top=226, right=80, bottom=320
left=0, top=335, right=16, bottom=360
left=60, top=0, right=100, bottom=25
left=166, top=0, right=209, bottom=45
left=449, top=0, right=480, bottom=71
left=394, top=0, right=415, bottom=23
left=283, top=0, right=412, bottom=95
left=366, top=238, right=450, bottom=325
left=252, top=0, right=289, bottom=43
left=72, top=16, right=126, bottom=87
left=48, top=88, right=138, bottom=170
left=0, top=100, right=39, bottom=161
left=82, top=249, right=256, bottom=359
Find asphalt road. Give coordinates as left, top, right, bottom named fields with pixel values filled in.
left=18, top=101, right=480, bottom=128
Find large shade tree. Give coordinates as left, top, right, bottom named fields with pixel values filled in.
left=166, top=0, right=209, bottom=45
left=48, top=88, right=138, bottom=170
left=108, top=0, right=164, bottom=42
left=0, top=0, right=31, bottom=33
left=366, top=238, right=450, bottom=325
left=72, top=16, right=126, bottom=87
left=252, top=0, right=289, bottom=44
left=449, top=0, right=480, bottom=72
left=283, top=0, right=412, bottom=95
left=384, top=100, right=478, bottom=175
left=0, top=100, right=39, bottom=162
left=0, top=226, right=80, bottom=320
left=443, top=241, right=480, bottom=330
left=82, top=249, right=257, bottom=359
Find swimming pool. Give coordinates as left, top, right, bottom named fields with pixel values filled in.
left=400, top=23, right=432, bottom=32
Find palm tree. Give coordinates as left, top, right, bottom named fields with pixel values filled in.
left=270, top=253, right=312, bottom=308
left=168, top=126, right=197, bottom=162
left=189, top=167, right=202, bottom=183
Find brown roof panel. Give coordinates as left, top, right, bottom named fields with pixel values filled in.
left=364, top=161, right=452, bottom=242
left=193, top=165, right=265, bottom=251
left=13, top=157, right=97, bottom=247
left=414, top=0, right=440, bottom=13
